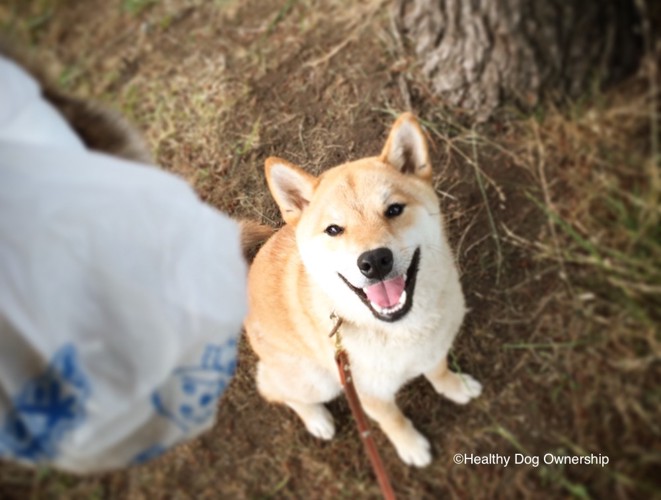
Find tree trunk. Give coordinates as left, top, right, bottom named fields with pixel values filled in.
left=394, top=0, right=642, bottom=120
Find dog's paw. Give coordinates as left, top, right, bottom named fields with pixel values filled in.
left=393, top=425, right=432, bottom=468
left=441, top=373, right=482, bottom=405
left=304, top=406, right=336, bottom=440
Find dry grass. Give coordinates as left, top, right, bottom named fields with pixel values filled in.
left=1, top=0, right=659, bottom=498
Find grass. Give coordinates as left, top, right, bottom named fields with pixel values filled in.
left=495, top=60, right=660, bottom=497
left=517, top=92, right=660, bottom=326
left=469, top=128, right=504, bottom=285
left=0, top=0, right=659, bottom=498
left=122, top=0, right=158, bottom=16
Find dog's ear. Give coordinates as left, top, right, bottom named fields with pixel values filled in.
left=265, top=157, right=317, bottom=224
left=380, top=113, right=432, bottom=181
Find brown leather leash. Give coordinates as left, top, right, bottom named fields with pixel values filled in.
left=329, top=314, right=397, bottom=500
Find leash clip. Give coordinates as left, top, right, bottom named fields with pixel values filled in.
left=328, top=311, right=344, bottom=354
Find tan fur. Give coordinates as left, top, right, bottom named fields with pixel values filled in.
left=245, top=113, right=481, bottom=466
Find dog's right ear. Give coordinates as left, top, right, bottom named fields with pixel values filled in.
left=265, top=157, right=317, bottom=224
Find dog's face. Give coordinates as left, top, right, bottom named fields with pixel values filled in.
left=265, top=114, right=447, bottom=325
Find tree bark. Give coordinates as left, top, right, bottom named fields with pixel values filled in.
left=395, top=0, right=642, bottom=120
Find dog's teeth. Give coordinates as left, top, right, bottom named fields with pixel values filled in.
left=372, top=291, right=407, bottom=316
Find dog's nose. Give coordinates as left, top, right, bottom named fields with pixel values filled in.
left=357, top=247, right=393, bottom=280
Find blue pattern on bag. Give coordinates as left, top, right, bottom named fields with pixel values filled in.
left=152, top=339, right=237, bottom=432
left=131, top=443, right=168, bottom=465
left=0, top=344, right=90, bottom=461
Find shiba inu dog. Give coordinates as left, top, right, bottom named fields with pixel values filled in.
left=245, top=113, right=481, bottom=467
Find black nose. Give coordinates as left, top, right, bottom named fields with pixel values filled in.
left=357, top=247, right=393, bottom=280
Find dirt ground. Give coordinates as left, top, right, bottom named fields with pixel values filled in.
left=1, top=0, right=659, bottom=498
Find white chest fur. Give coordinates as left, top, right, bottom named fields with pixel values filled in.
left=339, top=317, right=457, bottom=400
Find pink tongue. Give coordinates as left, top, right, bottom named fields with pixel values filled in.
left=364, top=276, right=405, bottom=309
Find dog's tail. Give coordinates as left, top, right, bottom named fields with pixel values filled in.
left=239, top=220, right=275, bottom=264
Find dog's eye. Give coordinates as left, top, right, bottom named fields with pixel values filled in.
left=324, top=224, right=344, bottom=237
left=385, top=203, right=405, bottom=218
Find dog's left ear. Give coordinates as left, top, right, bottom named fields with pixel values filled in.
left=380, top=113, right=432, bottom=181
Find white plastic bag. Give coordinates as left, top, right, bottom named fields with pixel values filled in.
left=0, top=56, right=246, bottom=472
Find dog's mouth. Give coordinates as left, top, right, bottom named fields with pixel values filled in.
left=339, top=248, right=420, bottom=322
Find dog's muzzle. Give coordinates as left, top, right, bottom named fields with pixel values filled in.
left=338, top=248, right=420, bottom=322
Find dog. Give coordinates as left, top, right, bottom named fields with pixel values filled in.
left=245, top=113, right=481, bottom=467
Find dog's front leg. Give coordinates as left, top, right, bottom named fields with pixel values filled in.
left=358, top=393, right=431, bottom=467
left=425, top=357, right=482, bottom=404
